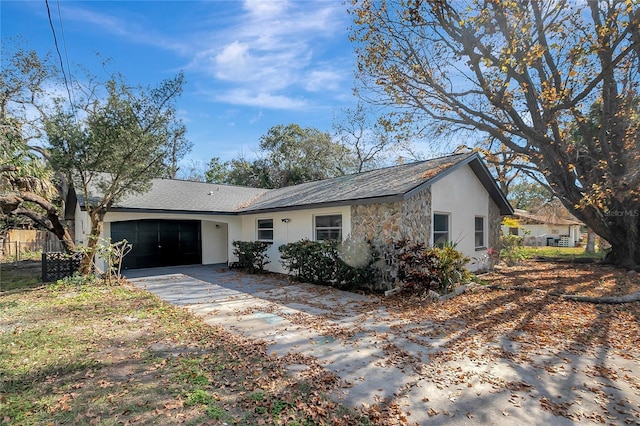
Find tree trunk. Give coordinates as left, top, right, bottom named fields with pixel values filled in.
left=0, top=192, right=76, bottom=253
left=548, top=164, right=640, bottom=271
left=488, top=285, right=640, bottom=304
left=585, top=229, right=596, bottom=254
left=559, top=291, right=640, bottom=304
left=78, top=211, right=105, bottom=275
left=599, top=211, right=640, bottom=270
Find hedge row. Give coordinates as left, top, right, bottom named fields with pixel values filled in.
left=231, top=238, right=472, bottom=294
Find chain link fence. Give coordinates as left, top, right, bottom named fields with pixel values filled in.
left=1, top=240, right=63, bottom=264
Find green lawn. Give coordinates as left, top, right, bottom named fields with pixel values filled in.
left=0, top=261, right=43, bottom=292
left=521, top=246, right=605, bottom=259
left=0, top=265, right=371, bottom=426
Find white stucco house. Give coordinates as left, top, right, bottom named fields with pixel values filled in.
left=502, top=208, right=583, bottom=247
left=69, top=152, right=512, bottom=275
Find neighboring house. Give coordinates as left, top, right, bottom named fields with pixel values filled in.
left=70, top=152, right=513, bottom=274
left=502, top=208, right=583, bottom=247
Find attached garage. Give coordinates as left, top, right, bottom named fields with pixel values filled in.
left=111, top=219, right=202, bottom=270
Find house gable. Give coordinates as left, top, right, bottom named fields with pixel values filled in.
left=431, top=163, right=492, bottom=257
left=404, top=153, right=512, bottom=216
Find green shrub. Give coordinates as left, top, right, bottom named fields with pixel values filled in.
left=336, top=237, right=380, bottom=291
left=278, top=237, right=379, bottom=291
left=427, top=244, right=472, bottom=293
left=278, top=239, right=321, bottom=283
left=500, top=234, right=529, bottom=265
left=278, top=237, right=470, bottom=294
left=231, top=241, right=271, bottom=273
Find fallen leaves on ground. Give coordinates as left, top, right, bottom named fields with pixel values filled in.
left=235, top=261, right=639, bottom=424
left=4, top=260, right=637, bottom=425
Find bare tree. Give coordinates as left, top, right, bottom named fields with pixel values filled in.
left=350, top=0, right=640, bottom=269
left=333, top=102, right=407, bottom=172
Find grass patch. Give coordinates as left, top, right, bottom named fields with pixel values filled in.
left=521, top=246, right=604, bottom=259
left=184, top=389, right=215, bottom=406
left=0, top=261, right=43, bottom=291
left=0, top=267, right=371, bottom=425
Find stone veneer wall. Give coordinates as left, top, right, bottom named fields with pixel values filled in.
left=350, top=201, right=403, bottom=244
left=350, top=188, right=432, bottom=289
left=400, top=188, right=432, bottom=244
left=488, top=197, right=501, bottom=267
left=349, top=187, right=432, bottom=245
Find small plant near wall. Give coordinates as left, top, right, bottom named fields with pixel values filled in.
left=231, top=241, right=271, bottom=273
left=500, top=234, right=529, bottom=266
left=428, top=243, right=472, bottom=294
left=75, top=237, right=132, bottom=284
left=393, top=239, right=440, bottom=291
left=390, top=239, right=471, bottom=294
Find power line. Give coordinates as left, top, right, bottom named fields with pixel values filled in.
left=45, top=0, right=75, bottom=117
left=55, top=0, right=76, bottom=110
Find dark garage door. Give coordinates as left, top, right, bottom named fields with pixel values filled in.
left=111, top=220, right=202, bottom=270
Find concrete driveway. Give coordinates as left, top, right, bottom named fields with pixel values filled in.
left=125, top=265, right=639, bottom=426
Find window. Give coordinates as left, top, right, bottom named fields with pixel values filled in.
left=475, top=216, right=485, bottom=248
left=433, top=213, right=449, bottom=247
left=315, top=214, right=342, bottom=241
left=257, top=219, right=273, bottom=241
left=509, top=227, right=519, bottom=236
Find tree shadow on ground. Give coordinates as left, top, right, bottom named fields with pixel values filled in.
left=373, top=261, right=640, bottom=424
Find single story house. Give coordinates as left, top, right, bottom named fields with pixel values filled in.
left=70, top=152, right=513, bottom=274
left=502, top=208, right=583, bottom=247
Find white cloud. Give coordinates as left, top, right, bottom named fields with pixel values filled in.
left=216, top=89, right=307, bottom=110
left=214, top=41, right=252, bottom=78
left=62, top=4, right=190, bottom=55
left=305, top=69, right=344, bottom=92
left=242, top=0, right=289, bottom=19
left=60, top=1, right=352, bottom=111
left=188, top=1, right=350, bottom=108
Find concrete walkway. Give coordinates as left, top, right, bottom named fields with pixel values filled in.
left=125, top=265, right=640, bottom=426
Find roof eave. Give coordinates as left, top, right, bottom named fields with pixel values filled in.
left=238, top=194, right=405, bottom=215
left=102, top=207, right=239, bottom=216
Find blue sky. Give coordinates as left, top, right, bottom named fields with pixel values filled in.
left=2, top=0, right=361, bottom=168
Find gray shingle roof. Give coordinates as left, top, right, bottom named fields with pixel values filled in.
left=239, top=153, right=473, bottom=212
left=76, top=153, right=512, bottom=215
left=81, top=179, right=268, bottom=214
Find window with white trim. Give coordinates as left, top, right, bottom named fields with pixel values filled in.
left=315, top=214, right=342, bottom=241
left=433, top=213, right=450, bottom=248
left=257, top=219, right=273, bottom=241
left=475, top=216, right=485, bottom=248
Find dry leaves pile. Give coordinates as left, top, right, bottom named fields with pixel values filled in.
left=236, top=261, right=639, bottom=425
